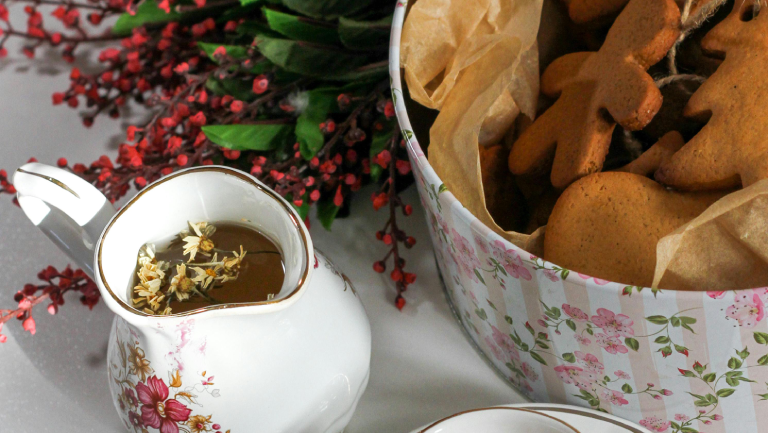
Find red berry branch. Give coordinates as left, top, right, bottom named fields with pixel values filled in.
left=0, top=0, right=417, bottom=340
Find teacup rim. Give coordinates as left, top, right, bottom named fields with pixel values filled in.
left=419, top=406, right=581, bottom=433
left=96, top=165, right=313, bottom=318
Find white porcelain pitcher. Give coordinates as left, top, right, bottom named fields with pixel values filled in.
left=13, top=163, right=372, bottom=433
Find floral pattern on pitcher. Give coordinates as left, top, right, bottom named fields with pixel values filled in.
left=109, top=319, right=230, bottom=433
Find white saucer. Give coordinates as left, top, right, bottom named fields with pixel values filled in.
left=410, top=403, right=651, bottom=433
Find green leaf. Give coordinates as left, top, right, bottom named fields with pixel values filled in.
left=622, top=383, right=633, bottom=394
left=670, top=316, right=681, bottom=327
left=280, top=0, right=374, bottom=20
left=535, top=341, right=549, bottom=349
left=646, top=315, right=669, bottom=325
left=263, top=7, right=340, bottom=45
left=737, top=346, right=750, bottom=360
left=205, top=77, right=256, bottom=102
left=758, top=354, right=768, bottom=366
left=728, top=357, right=743, bottom=369
left=625, top=337, right=639, bottom=352
left=680, top=316, right=697, bottom=325
left=562, top=352, right=576, bottom=363
left=681, top=428, right=699, bottom=433
left=438, top=183, right=448, bottom=194
left=254, top=34, right=370, bottom=78
left=674, top=344, right=689, bottom=355
left=716, top=388, right=736, bottom=398
left=338, top=15, right=392, bottom=50
left=703, top=372, right=716, bottom=382
left=112, top=0, right=180, bottom=36
left=369, top=129, right=393, bottom=181
left=655, top=336, right=671, bottom=344
left=474, top=269, right=486, bottom=285
left=475, top=308, right=487, bottom=321
left=755, top=332, right=768, bottom=345
left=566, top=319, right=576, bottom=332
left=202, top=123, right=292, bottom=151
left=198, top=42, right=249, bottom=62
left=680, top=369, right=696, bottom=378
left=504, top=315, right=514, bottom=325
left=295, top=88, right=343, bottom=159
left=326, top=61, right=389, bottom=82
left=316, top=198, right=340, bottom=230
left=529, top=351, right=547, bottom=366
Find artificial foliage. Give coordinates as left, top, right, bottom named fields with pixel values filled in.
left=0, top=0, right=416, bottom=341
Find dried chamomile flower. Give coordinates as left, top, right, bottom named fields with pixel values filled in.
left=182, top=221, right=216, bottom=261
left=169, top=263, right=196, bottom=301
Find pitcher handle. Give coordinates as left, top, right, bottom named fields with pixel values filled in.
left=13, top=163, right=116, bottom=278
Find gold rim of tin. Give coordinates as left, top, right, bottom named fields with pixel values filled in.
left=97, top=166, right=311, bottom=318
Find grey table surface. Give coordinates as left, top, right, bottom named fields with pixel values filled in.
left=0, top=10, right=525, bottom=433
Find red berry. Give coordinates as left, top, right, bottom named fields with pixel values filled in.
left=373, top=261, right=385, bottom=273
left=176, top=154, right=188, bottom=166
left=395, top=295, right=406, bottom=311
left=230, top=100, right=243, bottom=113
left=56, top=157, right=68, bottom=167
left=403, top=204, right=413, bottom=216
left=383, top=234, right=392, bottom=245
left=390, top=268, right=403, bottom=282
left=405, top=236, right=416, bottom=248
left=135, top=177, right=147, bottom=188
left=375, top=231, right=384, bottom=240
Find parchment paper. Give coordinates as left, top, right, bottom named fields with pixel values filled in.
left=402, top=0, right=544, bottom=248
left=653, top=179, right=768, bottom=290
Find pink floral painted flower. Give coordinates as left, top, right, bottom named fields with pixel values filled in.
left=491, top=240, right=532, bottom=281
left=596, top=333, right=629, bottom=355
left=136, top=375, right=192, bottom=433
left=707, top=291, right=726, bottom=299
left=543, top=269, right=560, bottom=282
left=575, top=351, right=604, bottom=373
left=639, top=416, right=671, bottom=432
left=591, top=308, right=635, bottom=337
left=521, top=362, right=539, bottom=381
left=675, top=414, right=689, bottom=422
left=491, top=325, right=520, bottom=361
left=124, top=389, right=138, bottom=407
left=574, top=334, right=591, bottom=346
left=451, top=229, right=482, bottom=282
left=473, top=233, right=490, bottom=254
left=615, top=370, right=631, bottom=380
left=575, top=370, right=600, bottom=390
left=602, top=389, right=629, bottom=406
left=128, top=411, right=144, bottom=428
left=712, top=414, right=723, bottom=421
left=563, top=304, right=589, bottom=322
left=726, top=289, right=768, bottom=328
left=577, top=273, right=611, bottom=285
left=484, top=336, right=506, bottom=363
left=554, top=365, right=583, bottom=386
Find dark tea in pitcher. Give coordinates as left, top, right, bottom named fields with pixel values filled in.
left=130, top=221, right=284, bottom=315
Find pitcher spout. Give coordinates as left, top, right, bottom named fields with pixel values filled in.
left=13, top=163, right=116, bottom=278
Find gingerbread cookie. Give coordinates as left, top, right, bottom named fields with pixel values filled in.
left=479, top=145, right=528, bottom=232
left=544, top=172, right=727, bottom=287
left=618, top=131, right=685, bottom=177
left=561, top=0, right=628, bottom=25
left=509, top=0, right=681, bottom=189
left=656, top=0, right=768, bottom=190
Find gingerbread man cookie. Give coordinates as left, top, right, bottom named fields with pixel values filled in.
left=656, top=0, right=768, bottom=190
left=544, top=172, right=727, bottom=287
left=509, top=0, right=681, bottom=189
left=561, top=0, right=628, bottom=25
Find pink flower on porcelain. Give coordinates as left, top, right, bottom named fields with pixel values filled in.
left=436, top=213, right=449, bottom=234
left=519, top=380, right=534, bottom=394
left=537, top=319, right=548, bottom=328
left=451, top=229, right=482, bottom=282
left=596, top=333, right=629, bottom=355
left=639, top=416, right=671, bottom=432
left=136, top=375, right=192, bottom=433
left=491, top=240, right=532, bottom=281
left=128, top=411, right=143, bottom=428
left=726, top=289, right=768, bottom=328
left=575, top=351, right=604, bottom=373
left=654, top=395, right=662, bottom=400
left=484, top=336, right=506, bottom=363
left=563, top=304, right=589, bottom=322
left=602, top=389, right=629, bottom=406
left=707, top=291, right=726, bottom=299
left=662, top=389, right=673, bottom=396
left=615, top=370, right=631, bottom=380
left=491, top=325, right=520, bottom=361
left=473, top=233, right=490, bottom=254
left=591, top=308, right=635, bottom=337
left=574, top=334, right=591, bottom=346
left=543, top=269, right=560, bottom=282
left=521, top=362, right=539, bottom=381
left=675, top=414, right=689, bottom=422
left=576, top=370, right=600, bottom=390
left=712, top=414, right=723, bottom=421
left=554, top=364, right=583, bottom=386
left=577, top=273, right=611, bottom=285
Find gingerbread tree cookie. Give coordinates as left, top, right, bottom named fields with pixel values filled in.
left=656, top=0, right=768, bottom=190
left=509, top=0, right=681, bottom=189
